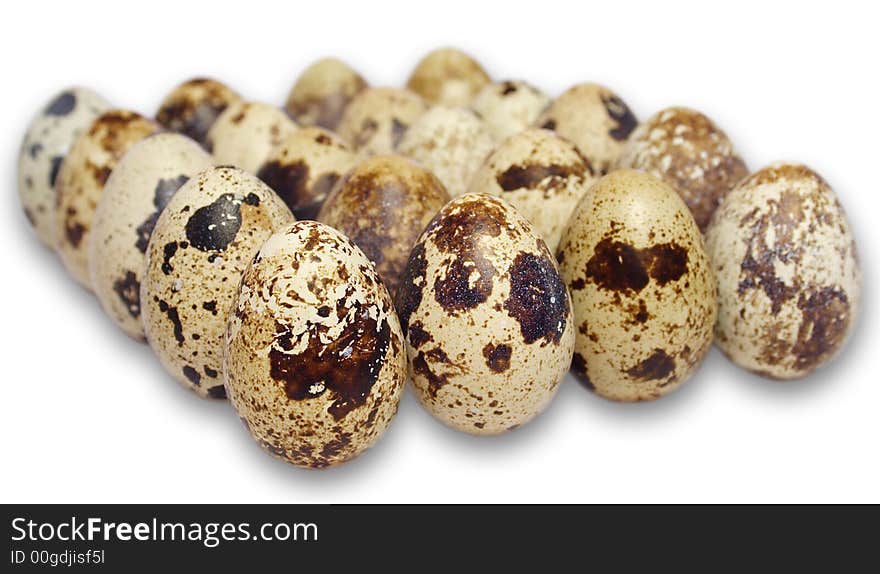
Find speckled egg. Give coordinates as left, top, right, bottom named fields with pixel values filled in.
left=406, top=47, right=490, bottom=107
left=617, top=107, right=748, bottom=231
left=317, top=155, right=450, bottom=295
left=141, top=166, right=294, bottom=398
left=55, top=110, right=161, bottom=289
left=471, top=80, right=550, bottom=143
left=397, top=106, right=494, bottom=197
left=18, top=87, right=111, bottom=248
left=156, top=78, right=241, bottom=145
left=88, top=133, right=213, bottom=340
left=205, top=100, right=297, bottom=173
left=556, top=170, right=716, bottom=402
left=395, top=193, right=574, bottom=435
left=468, top=128, right=596, bottom=250
left=705, top=163, right=860, bottom=379
left=225, top=221, right=406, bottom=468
left=284, top=57, right=367, bottom=130
left=336, top=87, right=426, bottom=156
left=537, top=83, right=637, bottom=175
left=257, top=127, right=359, bottom=220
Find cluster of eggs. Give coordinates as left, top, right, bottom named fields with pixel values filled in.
left=18, top=48, right=861, bottom=468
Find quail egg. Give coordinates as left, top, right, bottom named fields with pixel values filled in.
left=317, top=155, right=450, bottom=295
left=18, top=87, right=111, bottom=248
left=89, top=133, right=213, bottom=340
left=406, top=47, right=490, bottom=107
left=705, top=163, right=860, bottom=379
left=156, top=78, right=241, bottom=145
left=141, top=166, right=294, bottom=398
left=556, top=170, right=717, bottom=402
left=205, top=100, right=297, bottom=173
left=284, top=57, right=367, bottom=130
left=336, top=87, right=426, bottom=156
left=471, top=80, right=550, bottom=143
left=55, top=110, right=161, bottom=289
left=396, top=193, right=574, bottom=434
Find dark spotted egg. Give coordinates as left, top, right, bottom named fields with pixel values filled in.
left=18, top=87, right=111, bottom=248
left=705, top=163, right=860, bottom=379
left=317, top=155, right=450, bottom=296
left=55, top=110, right=161, bottom=289
left=396, top=193, right=574, bottom=435
left=205, top=100, right=297, bottom=174
left=141, top=166, right=294, bottom=398
left=471, top=80, right=551, bottom=143
left=156, top=78, right=241, bottom=146
left=406, top=47, right=491, bottom=107
left=556, top=169, right=716, bottom=402
left=89, top=133, right=213, bottom=340
left=336, top=87, right=427, bottom=156
left=225, top=221, right=407, bottom=468
left=284, top=57, right=367, bottom=130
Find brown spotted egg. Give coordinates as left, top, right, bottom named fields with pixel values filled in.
left=205, top=101, right=297, bottom=173
left=617, top=107, right=748, bottom=231
left=55, top=110, right=161, bottom=289
left=225, top=221, right=406, bottom=468
left=284, top=57, right=367, bottom=130
left=397, top=106, right=494, bottom=197
left=471, top=80, right=551, bottom=143
left=705, top=163, right=860, bottom=379
left=396, top=193, right=574, bottom=435
left=141, top=166, right=294, bottom=398
left=468, top=128, right=596, bottom=250
left=336, top=87, right=427, bottom=156
left=537, top=83, right=637, bottom=175
left=406, top=47, right=491, bottom=107
left=317, top=155, right=450, bottom=295
left=88, top=133, right=213, bottom=340
left=556, top=170, right=716, bottom=402
left=156, top=78, right=241, bottom=145
left=257, top=126, right=359, bottom=220
left=18, top=87, right=111, bottom=248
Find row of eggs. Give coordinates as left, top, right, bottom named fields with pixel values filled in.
left=17, top=48, right=861, bottom=467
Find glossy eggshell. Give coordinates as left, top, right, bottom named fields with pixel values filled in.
left=317, top=155, right=450, bottom=295
left=336, top=87, right=427, bottom=156
left=205, top=101, right=297, bottom=173
left=156, top=78, right=241, bottom=145
left=18, top=87, right=111, bottom=248
left=141, top=166, right=294, bottom=398
left=257, top=126, right=359, bottom=220
left=225, top=221, right=407, bottom=468
left=537, top=83, right=637, bottom=175
left=55, top=110, right=161, bottom=289
left=406, top=48, right=490, bottom=107
left=705, top=163, right=861, bottom=379
left=471, top=80, right=550, bottom=143
left=468, top=128, right=596, bottom=250
left=556, top=170, right=716, bottom=402
left=284, top=57, right=367, bottom=130
left=396, top=193, right=574, bottom=435
left=397, top=106, right=494, bottom=197
left=88, top=133, right=214, bottom=340
left=617, top=107, right=748, bottom=231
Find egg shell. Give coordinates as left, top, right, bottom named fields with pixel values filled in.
left=88, top=133, right=214, bottom=340
left=284, top=57, right=367, bottom=130
left=556, top=169, right=716, bottom=402
left=468, top=128, right=596, bottom=250
left=397, top=106, right=494, bottom=197
left=406, top=47, right=490, bottom=107
left=537, top=83, right=637, bottom=175
left=55, top=110, right=161, bottom=289
left=18, top=87, right=111, bottom=248
left=336, top=87, right=427, bottom=156
left=142, top=166, right=294, bottom=398
left=257, top=127, right=359, bottom=220
left=396, top=193, right=574, bottom=435
left=705, top=163, right=860, bottom=379
left=205, top=101, right=297, bottom=173
left=317, top=155, right=450, bottom=295
left=617, top=107, right=748, bottom=231
left=225, top=221, right=406, bottom=468
left=471, top=80, right=551, bottom=143
left=156, top=78, right=241, bottom=145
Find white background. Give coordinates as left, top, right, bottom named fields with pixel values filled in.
left=1, top=0, right=877, bottom=503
